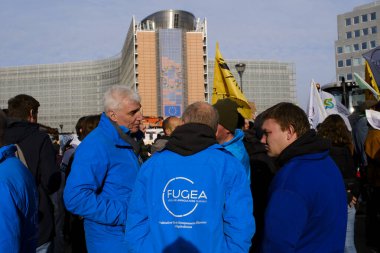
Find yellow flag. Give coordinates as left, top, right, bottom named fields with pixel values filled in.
left=211, top=43, right=252, bottom=119
left=365, top=61, right=380, bottom=94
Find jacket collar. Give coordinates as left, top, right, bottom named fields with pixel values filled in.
left=0, top=145, right=16, bottom=164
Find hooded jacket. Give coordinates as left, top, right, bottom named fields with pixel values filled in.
left=64, top=113, right=140, bottom=253
left=4, top=120, right=60, bottom=246
left=126, top=123, right=255, bottom=253
left=244, top=128, right=275, bottom=252
left=261, top=130, right=347, bottom=253
left=0, top=144, right=38, bottom=253
left=221, top=129, right=251, bottom=178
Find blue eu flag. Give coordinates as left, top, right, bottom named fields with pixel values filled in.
left=164, top=106, right=181, bottom=117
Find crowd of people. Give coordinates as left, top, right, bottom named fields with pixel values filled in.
left=0, top=85, right=379, bottom=253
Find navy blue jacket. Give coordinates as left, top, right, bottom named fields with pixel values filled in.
left=261, top=130, right=347, bottom=252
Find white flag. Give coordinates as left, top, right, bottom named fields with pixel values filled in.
left=321, top=90, right=352, bottom=131
left=307, top=80, right=327, bottom=129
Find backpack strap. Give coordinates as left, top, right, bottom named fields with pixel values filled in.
left=15, top=144, right=28, bottom=168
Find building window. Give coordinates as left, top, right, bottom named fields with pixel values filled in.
left=363, top=28, right=369, bottom=35
left=371, top=12, right=377, bottom=20
left=338, top=60, right=344, bottom=67
left=346, top=58, right=352, bottom=66
left=344, top=45, right=352, bottom=53
left=345, top=18, right=351, bottom=26
left=346, top=31, right=352, bottom=39
left=354, top=44, right=359, bottom=51
left=347, top=73, right=353, bottom=81
left=174, top=14, right=179, bottom=28
left=362, top=42, right=368, bottom=50
left=354, top=30, right=361, bottom=37
left=371, top=26, right=377, bottom=34
left=337, top=46, right=343, bottom=54
left=362, top=14, right=368, bottom=22
left=371, top=40, right=376, bottom=48
left=354, top=16, right=360, bottom=24
left=353, top=58, right=360, bottom=66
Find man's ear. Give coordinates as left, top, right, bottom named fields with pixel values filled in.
left=107, top=110, right=117, bottom=122
left=287, top=125, right=297, bottom=140
left=28, top=109, right=35, bottom=123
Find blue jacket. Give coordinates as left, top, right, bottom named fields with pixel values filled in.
left=261, top=131, right=347, bottom=253
left=64, top=113, right=140, bottom=253
left=126, top=123, right=255, bottom=253
left=0, top=145, right=38, bottom=253
left=222, top=129, right=251, bottom=179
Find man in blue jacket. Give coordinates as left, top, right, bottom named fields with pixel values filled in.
left=213, top=98, right=251, bottom=178
left=259, top=102, right=347, bottom=252
left=64, top=85, right=143, bottom=253
left=126, top=101, right=255, bottom=253
left=0, top=110, right=38, bottom=253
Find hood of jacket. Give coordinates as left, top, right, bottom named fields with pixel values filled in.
left=221, top=129, right=244, bottom=148
left=244, top=129, right=267, bottom=153
left=165, top=123, right=217, bottom=156
left=4, top=119, right=40, bottom=144
left=276, top=129, right=331, bottom=168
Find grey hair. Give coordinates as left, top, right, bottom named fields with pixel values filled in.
left=103, top=85, right=140, bottom=112
left=182, top=102, right=219, bottom=131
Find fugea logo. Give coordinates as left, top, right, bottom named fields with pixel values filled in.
left=162, top=177, right=207, bottom=217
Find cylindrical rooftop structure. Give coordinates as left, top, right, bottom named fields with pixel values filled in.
left=141, top=10, right=196, bottom=31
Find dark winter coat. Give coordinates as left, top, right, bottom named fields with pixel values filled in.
left=4, top=119, right=60, bottom=246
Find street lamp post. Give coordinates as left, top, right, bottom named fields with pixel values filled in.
left=235, top=63, right=246, bottom=92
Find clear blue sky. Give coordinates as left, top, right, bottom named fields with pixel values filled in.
left=0, top=0, right=372, bottom=109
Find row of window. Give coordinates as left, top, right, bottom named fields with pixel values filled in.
left=337, top=58, right=366, bottom=68
left=346, top=26, right=377, bottom=39
left=338, top=73, right=353, bottom=81
left=337, top=40, right=377, bottom=54
left=345, top=12, right=376, bottom=26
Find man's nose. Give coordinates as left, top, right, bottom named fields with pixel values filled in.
left=137, top=111, right=143, bottom=120
left=260, top=135, right=267, bottom=144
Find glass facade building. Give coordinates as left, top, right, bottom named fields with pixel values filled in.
left=0, top=58, right=120, bottom=132
left=0, top=10, right=207, bottom=131
left=0, top=9, right=296, bottom=130
left=121, top=10, right=208, bottom=118
left=208, top=60, right=296, bottom=115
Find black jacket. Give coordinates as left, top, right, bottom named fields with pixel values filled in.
left=329, top=146, right=360, bottom=203
left=244, top=129, right=276, bottom=253
left=4, top=119, right=60, bottom=246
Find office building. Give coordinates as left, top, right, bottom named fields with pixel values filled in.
left=120, top=10, right=208, bottom=118
left=0, top=10, right=207, bottom=132
left=0, top=9, right=295, bottom=131
left=0, top=58, right=120, bottom=132
left=208, top=60, right=296, bottom=115
left=335, top=1, right=380, bottom=82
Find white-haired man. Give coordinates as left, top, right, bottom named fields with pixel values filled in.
left=64, top=85, right=143, bottom=253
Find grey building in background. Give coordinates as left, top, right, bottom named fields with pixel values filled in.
left=0, top=58, right=120, bottom=132
left=0, top=10, right=296, bottom=131
left=335, top=1, right=380, bottom=82
left=208, top=60, right=296, bottom=115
